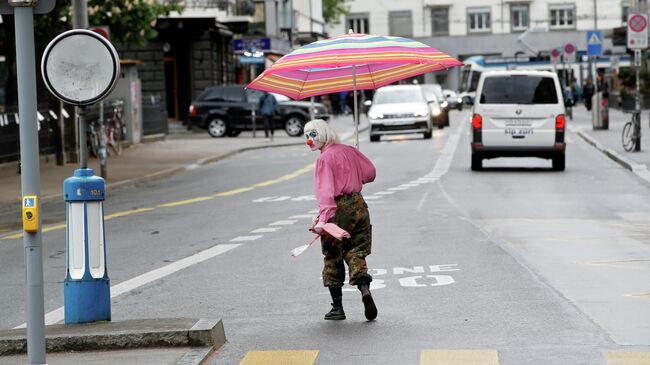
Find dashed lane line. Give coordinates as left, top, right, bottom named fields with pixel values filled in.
left=230, top=235, right=264, bottom=242
left=251, top=227, right=281, bottom=233
left=604, top=351, right=650, bottom=365
left=420, top=349, right=499, bottom=365
left=289, top=214, right=314, bottom=219
left=2, top=163, right=314, bottom=241
left=239, top=350, right=319, bottom=365
left=269, top=220, right=299, bottom=226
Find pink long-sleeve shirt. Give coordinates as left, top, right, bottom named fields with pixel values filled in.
left=314, top=143, right=376, bottom=223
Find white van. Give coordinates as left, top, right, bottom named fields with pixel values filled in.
left=471, top=70, right=566, bottom=171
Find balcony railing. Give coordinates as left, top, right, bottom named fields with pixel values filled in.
left=162, top=0, right=254, bottom=16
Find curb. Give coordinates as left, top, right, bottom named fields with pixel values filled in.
left=0, top=318, right=225, bottom=365
left=576, top=129, right=650, bottom=184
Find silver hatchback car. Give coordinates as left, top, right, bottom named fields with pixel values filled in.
left=366, top=85, right=433, bottom=142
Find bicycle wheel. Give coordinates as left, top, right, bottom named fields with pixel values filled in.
left=622, top=121, right=636, bottom=152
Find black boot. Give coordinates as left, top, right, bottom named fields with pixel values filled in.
left=324, top=287, right=345, bottom=320
left=358, top=284, right=377, bottom=321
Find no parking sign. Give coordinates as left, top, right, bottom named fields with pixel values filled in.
left=628, top=13, right=648, bottom=49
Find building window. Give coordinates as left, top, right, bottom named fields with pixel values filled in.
left=431, top=7, right=449, bottom=36
left=389, top=10, right=413, bottom=37
left=347, top=13, right=370, bottom=34
left=549, top=4, right=576, bottom=29
left=468, top=7, right=491, bottom=33
left=622, top=5, right=629, bottom=24
left=511, top=4, right=529, bottom=32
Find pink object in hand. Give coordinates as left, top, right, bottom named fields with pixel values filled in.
left=322, top=223, right=350, bottom=241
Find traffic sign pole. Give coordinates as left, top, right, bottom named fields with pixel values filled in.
left=13, top=4, right=47, bottom=364
left=635, top=49, right=642, bottom=151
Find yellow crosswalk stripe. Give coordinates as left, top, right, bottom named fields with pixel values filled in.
left=605, top=352, right=650, bottom=365
left=420, top=349, right=499, bottom=365
left=239, top=350, right=319, bottom=365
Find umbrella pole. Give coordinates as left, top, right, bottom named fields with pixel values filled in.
left=353, top=65, right=359, bottom=149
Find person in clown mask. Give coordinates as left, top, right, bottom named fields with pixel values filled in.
left=303, top=119, right=378, bottom=321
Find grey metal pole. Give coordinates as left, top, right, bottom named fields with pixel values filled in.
left=72, top=0, right=88, bottom=28
left=78, top=106, right=88, bottom=169
left=352, top=65, right=359, bottom=149
left=635, top=49, right=642, bottom=151
left=14, top=5, right=46, bottom=364
left=99, top=101, right=107, bottom=178
left=71, top=0, right=88, bottom=164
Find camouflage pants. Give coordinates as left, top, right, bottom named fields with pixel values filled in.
left=321, top=193, right=373, bottom=288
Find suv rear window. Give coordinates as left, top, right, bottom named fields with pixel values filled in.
left=479, top=76, right=558, bottom=104
left=199, top=87, right=246, bottom=102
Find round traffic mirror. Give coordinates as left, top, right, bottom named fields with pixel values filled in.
left=41, top=29, right=120, bottom=106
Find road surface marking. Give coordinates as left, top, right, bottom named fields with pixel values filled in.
left=240, top=350, right=319, bottom=365
left=2, top=163, right=314, bottom=241
left=15, top=243, right=241, bottom=328
left=157, top=196, right=213, bottom=208
left=308, top=209, right=319, bottom=213
left=604, top=352, right=650, bottom=365
left=230, top=235, right=263, bottom=242
left=289, top=214, right=314, bottom=219
left=364, top=196, right=382, bottom=200
left=374, top=191, right=395, bottom=195
left=624, top=293, right=650, bottom=299
left=269, top=220, right=298, bottom=226
left=388, top=187, right=408, bottom=191
left=420, top=349, right=499, bottom=365
left=417, top=192, right=429, bottom=211
left=251, top=227, right=281, bottom=233
left=401, top=183, right=420, bottom=187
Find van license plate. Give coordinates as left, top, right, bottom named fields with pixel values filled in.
left=505, top=128, right=533, bottom=135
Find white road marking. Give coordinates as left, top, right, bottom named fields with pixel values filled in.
left=388, top=187, right=409, bottom=191
left=417, top=192, right=430, bottom=211
left=374, top=191, right=395, bottom=195
left=230, top=235, right=263, bottom=242
left=401, top=183, right=420, bottom=187
left=289, top=214, right=314, bottom=219
left=308, top=209, right=319, bottom=213
left=251, top=227, right=280, bottom=233
left=269, top=220, right=298, bottom=226
left=16, top=243, right=242, bottom=328
left=364, top=196, right=382, bottom=200
left=252, top=196, right=292, bottom=203
left=291, top=195, right=316, bottom=201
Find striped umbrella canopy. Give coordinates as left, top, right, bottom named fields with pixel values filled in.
left=247, top=32, right=464, bottom=100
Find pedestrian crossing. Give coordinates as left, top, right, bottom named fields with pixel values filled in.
left=236, top=350, right=650, bottom=365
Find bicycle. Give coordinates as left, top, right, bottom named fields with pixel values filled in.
left=622, top=110, right=641, bottom=152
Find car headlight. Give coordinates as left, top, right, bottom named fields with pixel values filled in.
left=368, top=110, right=384, bottom=119
left=441, top=101, right=448, bottom=108
left=313, top=108, right=319, bottom=114
left=432, top=107, right=441, bottom=116
left=414, top=109, right=429, bottom=117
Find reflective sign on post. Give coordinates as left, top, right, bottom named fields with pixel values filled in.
left=628, top=13, right=649, bottom=50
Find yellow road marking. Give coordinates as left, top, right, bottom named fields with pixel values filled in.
left=624, top=293, right=650, bottom=299
left=420, top=350, right=499, bottom=365
left=1, top=163, right=314, bottom=241
left=157, top=196, right=213, bottom=208
left=239, top=350, right=319, bottom=365
left=0, top=229, right=9, bottom=232
left=605, top=352, right=650, bottom=365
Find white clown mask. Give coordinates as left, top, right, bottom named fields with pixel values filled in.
left=305, top=129, right=324, bottom=151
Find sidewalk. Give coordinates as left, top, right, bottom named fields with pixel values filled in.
left=569, top=104, right=650, bottom=183
left=0, top=115, right=365, bottom=211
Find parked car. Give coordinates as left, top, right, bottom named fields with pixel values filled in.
left=420, top=89, right=445, bottom=129
left=443, top=89, right=463, bottom=111
left=186, top=85, right=329, bottom=137
left=421, top=84, right=450, bottom=126
left=366, top=85, right=433, bottom=142
left=471, top=70, right=566, bottom=171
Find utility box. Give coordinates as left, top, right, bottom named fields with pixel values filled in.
left=108, top=60, right=143, bottom=144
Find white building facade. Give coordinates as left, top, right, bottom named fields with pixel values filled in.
left=329, top=0, right=633, bottom=89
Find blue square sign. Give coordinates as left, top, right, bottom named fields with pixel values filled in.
left=587, top=31, right=603, bottom=56
left=23, top=198, right=34, bottom=207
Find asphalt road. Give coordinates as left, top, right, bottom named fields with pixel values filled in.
left=1, top=111, right=649, bottom=364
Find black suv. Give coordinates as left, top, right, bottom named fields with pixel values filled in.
left=186, top=85, right=329, bottom=137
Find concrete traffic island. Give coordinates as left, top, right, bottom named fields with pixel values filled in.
left=0, top=318, right=225, bottom=363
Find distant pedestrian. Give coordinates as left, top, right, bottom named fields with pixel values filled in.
left=259, top=92, right=278, bottom=140
left=304, top=119, right=378, bottom=321
left=583, top=76, right=595, bottom=111
left=339, top=91, right=350, bottom=115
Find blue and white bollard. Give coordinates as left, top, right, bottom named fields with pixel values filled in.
left=63, top=168, right=111, bottom=324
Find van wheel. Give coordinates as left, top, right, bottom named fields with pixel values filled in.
left=471, top=153, right=482, bottom=171
left=552, top=154, right=566, bottom=171
left=370, top=135, right=380, bottom=142
left=423, top=130, right=432, bottom=139
left=207, top=118, right=228, bottom=138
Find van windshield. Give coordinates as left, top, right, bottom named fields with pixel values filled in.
left=480, top=76, right=558, bottom=104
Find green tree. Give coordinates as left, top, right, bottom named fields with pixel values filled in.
left=323, top=0, right=348, bottom=25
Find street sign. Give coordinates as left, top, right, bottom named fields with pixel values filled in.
left=587, top=31, right=603, bottom=56
left=233, top=38, right=271, bottom=52
left=564, top=43, right=576, bottom=63
left=41, top=30, right=120, bottom=106
left=0, top=0, right=55, bottom=14
left=551, top=48, right=561, bottom=65
left=627, top=13, right=648, bottom=49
